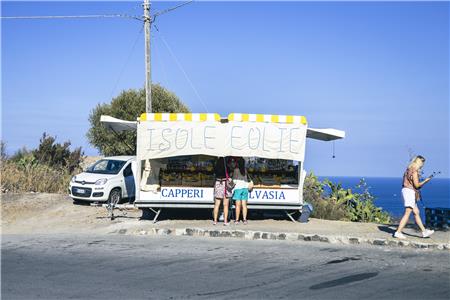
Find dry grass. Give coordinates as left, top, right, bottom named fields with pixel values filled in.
left=1, top=160, right=72, bottom=194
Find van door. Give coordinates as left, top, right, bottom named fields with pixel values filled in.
left=123, top=163, right=135, bottom=199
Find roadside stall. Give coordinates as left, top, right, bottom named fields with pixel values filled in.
left=101, top=112, right=345, bottom=222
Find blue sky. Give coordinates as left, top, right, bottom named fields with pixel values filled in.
left=2, top=1, right=449, bottom=178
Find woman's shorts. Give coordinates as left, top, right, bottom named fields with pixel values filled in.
left=233, top=188, right=249, bottom=201
left=214, top=180, right=233, bottom=199
left=401, top=188, right=417, bottom=208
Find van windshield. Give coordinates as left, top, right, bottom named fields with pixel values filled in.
left=86, top=159, right=126, bottom=175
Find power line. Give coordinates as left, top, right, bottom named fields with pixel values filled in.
left=152, top=0, right=194, bottom=20
left=3, top=0, right=197, bottom=114
left=154, top=24, right=209, bottom=113
left=0, top=1, right=195, bottom=22
left=109, top=24, right=145, bottom=100
left=0, top=14, right=142, bottom=21
left=143, top=0, right=193, bottom=113
left=153, top=33, right=171, bottom=89
left=128, top=2, right=144, bottom=15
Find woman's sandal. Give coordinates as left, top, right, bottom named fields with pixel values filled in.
left=234, top=220, right=239, bottom=225
left=243, top=220, right=248, bottom=225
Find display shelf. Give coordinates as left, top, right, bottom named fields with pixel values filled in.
left=248, top=170, right=296, bottom=175
left=162, top=169, right=214, bottom=175
left=253, top=185, right=298, bottom=190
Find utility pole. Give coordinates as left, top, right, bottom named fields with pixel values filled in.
left=143, top=0, right=152, bottom=113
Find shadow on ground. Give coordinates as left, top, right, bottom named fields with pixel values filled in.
left=377, top=224, right=448, bottom=238
left=140, top=208, right=295, bottom=222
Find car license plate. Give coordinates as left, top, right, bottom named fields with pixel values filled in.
left=75, top=188, right=85, bottom=194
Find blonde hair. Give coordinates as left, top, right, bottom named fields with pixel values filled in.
left=408, top=155, right=425, bottom=171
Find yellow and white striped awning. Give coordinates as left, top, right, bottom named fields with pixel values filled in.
left=140, top=112, right=307, bottom=125
left=140, top=113, right=221, bottom=122
left=228, top=113, right=307, bottom=125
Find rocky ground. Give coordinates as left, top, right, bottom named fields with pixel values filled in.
left=1, top=193, right=122, bottom=234
left=1, top=193, right=449, bottom=251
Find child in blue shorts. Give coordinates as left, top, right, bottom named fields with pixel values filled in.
left=232, top=157, right=250, bottom=225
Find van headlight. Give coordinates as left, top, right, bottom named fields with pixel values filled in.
left=71, top=176, right=77, bottom=183
left=95, top=178, right=108, bottom=185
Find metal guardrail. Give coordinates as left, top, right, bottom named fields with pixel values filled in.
left=425, top=207, right=450, bottom=230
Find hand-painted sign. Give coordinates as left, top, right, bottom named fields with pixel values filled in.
left=137, top=121, right=306, bottom=162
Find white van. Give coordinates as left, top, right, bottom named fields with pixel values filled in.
left=69, top=156, right=136, bottom=203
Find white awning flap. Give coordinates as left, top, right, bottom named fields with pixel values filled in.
left=307, top=128, right=345, bottom=141
left=100, top=115, right=137, bottom=132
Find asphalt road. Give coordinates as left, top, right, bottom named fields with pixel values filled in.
left=2, top=234, right=450, bottom=300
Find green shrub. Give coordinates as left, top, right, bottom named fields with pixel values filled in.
left=9, top=146, right=32, bottom=162
left=347, top=179, right=391, bottom=224
left=32, top=133, right=83, bottom=173
left=304, top=173, right=348, bottom=220
left=304, top=174, right=391, bottom=224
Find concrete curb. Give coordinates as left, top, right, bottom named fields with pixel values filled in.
left=111, top=227, right=450, bottom=251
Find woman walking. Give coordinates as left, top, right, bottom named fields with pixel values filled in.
left=394, top=155, right=434, bottom=239
left=232, top=157, right=250, bottom=225
left=213, top=157, right=232, bottom=226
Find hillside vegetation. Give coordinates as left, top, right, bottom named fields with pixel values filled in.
left=1, top=135, right=82, bottom=193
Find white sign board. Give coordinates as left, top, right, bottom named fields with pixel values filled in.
left=140, top=187, right=214, bottom=203
left=137, top=121, right=307, bottom=162
left=139, top=187, right=299, bottom=205
left=249, top=188, right=300, bottom=204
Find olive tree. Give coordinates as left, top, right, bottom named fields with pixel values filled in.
left=87, top=84, right=190, bottom=155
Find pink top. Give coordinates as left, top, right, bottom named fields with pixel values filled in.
left=402, top=167, right=417, bottom=191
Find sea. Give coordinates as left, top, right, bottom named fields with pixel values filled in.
left=318, top=176, right=450, bottom=220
